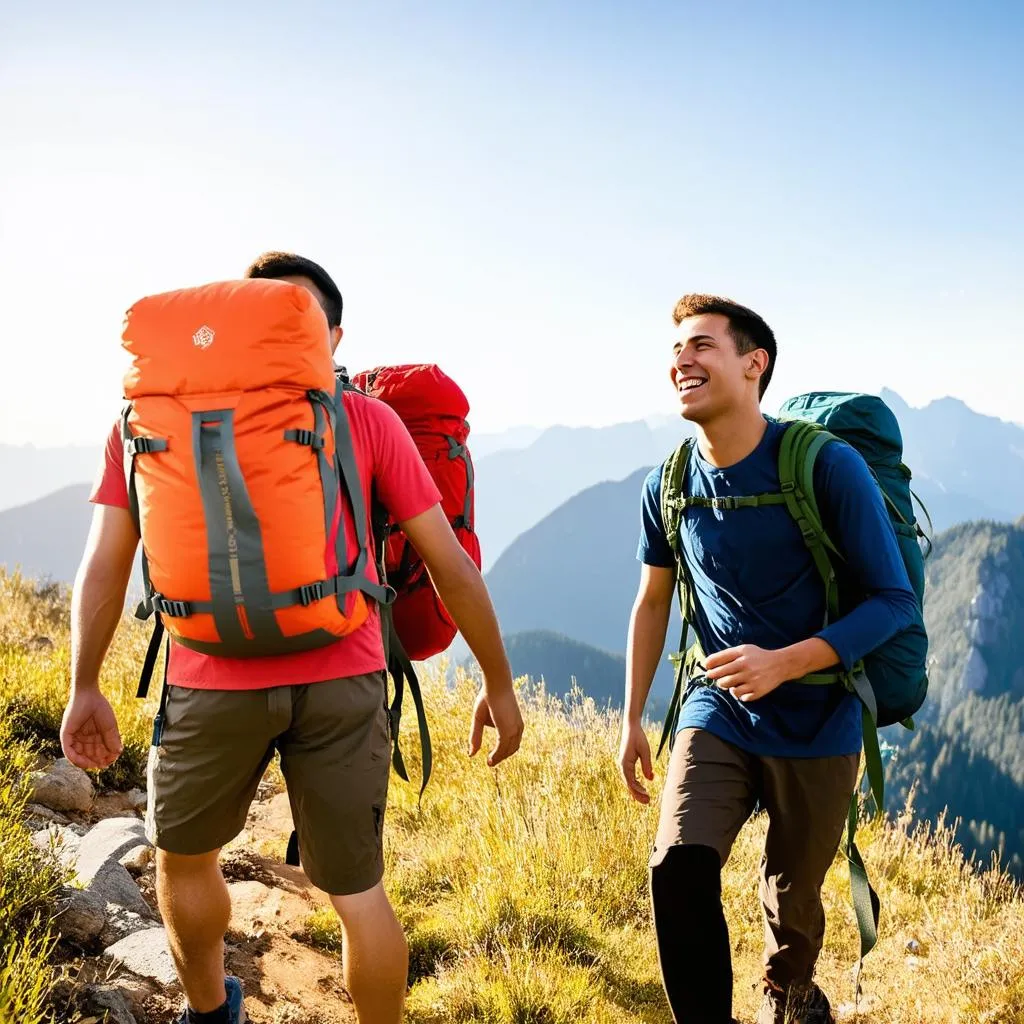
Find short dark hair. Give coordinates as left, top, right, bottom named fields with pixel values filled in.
left=244, top=251, right=343, bottom=328
left=672, top=293, right=777, bottom=397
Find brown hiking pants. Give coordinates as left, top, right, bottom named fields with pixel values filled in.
left=650, top=728, right=859, bottom=988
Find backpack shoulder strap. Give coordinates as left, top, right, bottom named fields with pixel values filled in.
left=777, top=420, right=844, bottom=621
left=655, top=439, right=700, bottom=759
left=659, top=438, right=694, bottom=563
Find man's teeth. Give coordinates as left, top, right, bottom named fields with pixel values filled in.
left=681, top=379, right=706, bottom=390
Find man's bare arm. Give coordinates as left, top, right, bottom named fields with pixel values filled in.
left=61, top=503, right=139, bottom=770
left=619, top=563, right=675, bottom=803
left=624, top=564, right=676, bottom=725
left=71, top=504, right=139, bottom=693
left=397, top=504, right=523, bottom=765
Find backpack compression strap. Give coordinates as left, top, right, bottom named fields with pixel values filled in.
left=777, top=419, right=883, bottom=972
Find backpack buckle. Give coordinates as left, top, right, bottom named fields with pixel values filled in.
left=299, top=581, right=326, bottom=606
left=780, top=480, right=796, bottom=493
left=126, top=436, right=167, bottom=456
left=155, top=597, right=191, bottom=618
left=796, top=519, right=818, bottom=543
left=289, top=429, right=325, bottom=449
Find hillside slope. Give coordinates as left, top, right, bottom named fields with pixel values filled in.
left=0, top=442, right=100, bottom=513
left=2, top=570, right=1023, bottom=1023
left=483, top=466, right=677, bottom=703
left=0, top=483, right=94, bottom=583
left=885, top=518, right=1024, bottom=874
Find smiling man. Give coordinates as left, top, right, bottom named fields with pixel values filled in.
left=618, top=295, right=918, bottom=1023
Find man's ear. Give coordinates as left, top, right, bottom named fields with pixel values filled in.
left=746, top=349, right=769, bottom=381
left=330, top=326, right=344, bottom=354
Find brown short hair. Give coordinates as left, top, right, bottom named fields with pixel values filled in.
left=672, top=293, right=777, bottom=397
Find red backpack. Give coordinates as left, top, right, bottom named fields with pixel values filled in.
left=285, top=363, right=479, bottom=865
left=350, top=363, right=481, bottom=660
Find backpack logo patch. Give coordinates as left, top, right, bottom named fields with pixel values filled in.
left=193, top=325, right=215, bottom=349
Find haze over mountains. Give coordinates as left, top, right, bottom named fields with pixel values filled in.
left=1, top=388, right=1021, bottom=587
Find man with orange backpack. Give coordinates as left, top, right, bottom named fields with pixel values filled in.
left=60, top=252, right=524, bottom=1024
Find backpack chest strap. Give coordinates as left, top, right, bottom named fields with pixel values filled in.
left=670, top=492, right=788, bottom=512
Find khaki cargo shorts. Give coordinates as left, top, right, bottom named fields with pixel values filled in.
left=145, top=671, right=391, bottom=896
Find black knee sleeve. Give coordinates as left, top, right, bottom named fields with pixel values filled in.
left=650, top=844, right=732, bottom=1024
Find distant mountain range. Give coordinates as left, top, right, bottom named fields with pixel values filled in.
left=481, top=465, right=678, bottom=705
left=2, top=388, right=1021, bottom=592
left=4, top=402, right=1024, bottom=876
left=0, top=443, right=101, bottom=513
left=471, top=389, right=1023, bottom=568
left=486, top=631, right=627, bottom=708
left=471, top=418, right=693, bottom=569
left=0, top=484, right=95, bottom=586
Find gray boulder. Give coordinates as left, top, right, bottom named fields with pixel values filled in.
left=32, top=824, right=82, bottom=869
left=25, top=803, right=70, bottom=825
left=100, top=905, right=159, bottom=948
left=73, top=818, right=155, bottom=919
left=84, top=861, right=153, bottom=919
left=104, top=927, right=179, bottom=986
left=53, top=886, right=106, bottom=945
left=76, top=817, right=151, bottom=878
left=29, top=758, right=94, bottom=813
left=83, top=985, right=138, bottom=1024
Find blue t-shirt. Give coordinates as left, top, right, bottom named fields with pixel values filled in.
left=637, top=417, right=919, bottom=758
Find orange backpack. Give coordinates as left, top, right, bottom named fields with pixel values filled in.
left=120, top=278, right=390, bottom=695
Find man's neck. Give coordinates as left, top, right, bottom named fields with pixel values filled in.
left=695, top=405, right=768, bottom=469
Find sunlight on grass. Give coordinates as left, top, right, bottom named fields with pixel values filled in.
left=2, top=568, right=1023, bottom=1022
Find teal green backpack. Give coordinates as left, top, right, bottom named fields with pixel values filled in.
left=656, top=391, right=931, bottom=977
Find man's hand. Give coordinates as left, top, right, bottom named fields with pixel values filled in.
left=61, top=689, right=123, bottom=771
left=705, top=644, right=789, bottom=701
left=398, top=503, right=525, bottom=767
left=618, top=720, right=654, bottom=804
left=469, top=684, right=524, bottom=768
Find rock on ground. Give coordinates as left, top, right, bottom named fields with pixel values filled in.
left=53, top=886, right=107, bottom=946
left=29, top=758, right=94, bottom=813
left=72, top=818, right=156, bottom=919
left=76, top=817, right=151, bottom=878
left=104, top=927, right=180, bottom=987
left=83, top=985, right=138, bottom=1024
left=32, top=823, right=83, bottom=869
left=25, top=802, right=71, bottom=825
left=100, top=905, right=159, bottom=948
left=84, top=860, right=154, bottom=919
left=119, top=843, right=154, bottom=875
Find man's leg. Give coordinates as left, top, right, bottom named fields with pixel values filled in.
left=156, top=848, right=231, bottom=1013
left=648, top=728, right=759, bottom=1023
left=146, top=683, right=283, bottom=1016
left=329, top=882, right=408, bottom=1024
left=758, top=753, right=860, bottom=992
left=280, top=672, right=403, bottom=1024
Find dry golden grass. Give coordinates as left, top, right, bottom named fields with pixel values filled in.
left=2, top=569, right=1023, bottom=1023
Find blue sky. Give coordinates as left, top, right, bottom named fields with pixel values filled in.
left=1, top=0, right=1021, bottom=447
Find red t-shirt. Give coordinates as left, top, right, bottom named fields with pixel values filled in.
left=90, top=390, right=441, bottom=690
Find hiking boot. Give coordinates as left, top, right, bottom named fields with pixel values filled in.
left=755, top=980, right=835, bottom=1024
left=174, top=975, right=247, bottom=1024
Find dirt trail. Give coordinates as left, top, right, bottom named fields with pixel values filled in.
left=64, top=788, right=360, bottom=1024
